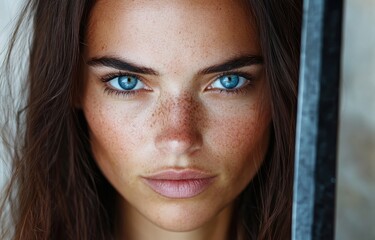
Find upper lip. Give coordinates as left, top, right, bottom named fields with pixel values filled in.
left=143, top=169, right=215, bottom=180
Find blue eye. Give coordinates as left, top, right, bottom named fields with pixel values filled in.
left=211, top=74, right=248, bottom=90
left=108, top=75, right=145, bottom=91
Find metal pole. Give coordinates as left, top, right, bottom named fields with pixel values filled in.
left=292, top=0, right=343, bottom=240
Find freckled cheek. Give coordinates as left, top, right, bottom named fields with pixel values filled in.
left=83, top=103, right=146, bottom=176
left=207, top=108, right=271, bottom=182
left=209, top=112, right=267, bottom=155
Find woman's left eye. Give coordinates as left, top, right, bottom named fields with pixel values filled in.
left=107, top=75, right=145, bottom=91
left=210, top=74, right=248, bottom=90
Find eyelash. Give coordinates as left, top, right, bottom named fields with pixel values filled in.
left=100, top=71, right=255, bottom=97
left=101, top=71, right=145, bottom=97
left=212, top=71, right=254, bottom=95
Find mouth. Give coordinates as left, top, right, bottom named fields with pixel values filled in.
left=142, top=169, right=216, bottom=199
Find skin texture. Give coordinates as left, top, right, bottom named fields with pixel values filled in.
left=81, top=0, right=272, bottom=239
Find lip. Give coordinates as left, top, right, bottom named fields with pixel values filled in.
left=142, top=169, right=216, bottom=199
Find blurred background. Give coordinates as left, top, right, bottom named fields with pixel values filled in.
left=336, top=0, right=375, bottom=239
left=1, top=1, right=374, bottom=239
left=0, top=0, right=22, bottom=206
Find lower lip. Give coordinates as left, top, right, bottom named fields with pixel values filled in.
left=143, top=178, right=215, bottom=199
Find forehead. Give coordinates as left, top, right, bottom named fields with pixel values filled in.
left=85, top=0, right=260, bottom=72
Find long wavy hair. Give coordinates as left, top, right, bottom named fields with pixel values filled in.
left=0, top=0, right=301, bottom=239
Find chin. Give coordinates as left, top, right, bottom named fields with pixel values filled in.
left=154, top=215, right=210, bottom=232
left=147, top=200, right=227, bottom=232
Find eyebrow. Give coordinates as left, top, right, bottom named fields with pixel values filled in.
left=86, top=54, right=263, bottom=75
left=199, top=55, right=264, bottom=74
left=87, top=56, right=159, bottom=75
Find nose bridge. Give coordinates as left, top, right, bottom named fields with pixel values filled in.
left=166, top=92, right=196, bottom=127
left=153, top=92, right=202, bottom=155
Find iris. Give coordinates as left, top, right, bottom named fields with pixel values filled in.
left=219, top=75, right=240, bottom=89
left=118, top=76, right=138, bottom=90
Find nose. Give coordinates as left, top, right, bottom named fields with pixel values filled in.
left=154, top=93, right=203, bottom=156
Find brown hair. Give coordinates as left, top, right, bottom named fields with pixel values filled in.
left=0, top=0, right=301, bottom=239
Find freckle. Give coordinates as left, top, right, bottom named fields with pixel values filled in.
left=150, top=92, right=207, bottom=132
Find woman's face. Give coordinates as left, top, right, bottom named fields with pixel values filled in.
left=82, top=0, right=271, bottom=232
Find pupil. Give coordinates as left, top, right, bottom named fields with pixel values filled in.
left=119, top=76, right=137, bottom=90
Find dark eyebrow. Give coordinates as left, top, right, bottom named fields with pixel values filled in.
left=86, top=56, right=159, bottom=75
left=199, top=55, right=264, bottom=74
left=87, top=55, right=263, bottom=76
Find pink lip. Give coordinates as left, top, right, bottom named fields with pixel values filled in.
left=142, top=169, right=215, bottom=199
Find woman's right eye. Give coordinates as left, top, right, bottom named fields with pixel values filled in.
left=107, top=75, right=146, bottom=91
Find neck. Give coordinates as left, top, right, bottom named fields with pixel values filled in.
left=115, top=199, right=234, bottom=240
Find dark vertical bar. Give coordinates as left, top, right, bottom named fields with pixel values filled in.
left=292, top=0, right=343, bottom=240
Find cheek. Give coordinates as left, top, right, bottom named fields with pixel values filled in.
left=209, top=103, right=271, bottom=156
left=82, top=95, right=146, bottom=182
left=206, top=102, right=272, bottom=185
